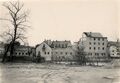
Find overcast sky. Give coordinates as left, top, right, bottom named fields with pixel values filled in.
left=0, top=0, right=120, bottom=46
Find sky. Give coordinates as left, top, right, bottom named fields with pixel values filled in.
left=0, top=0, right=120, bottom=46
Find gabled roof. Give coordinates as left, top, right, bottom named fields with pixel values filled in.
left=35, top=42, right=51, bottom=49
left=83, top=32, right=103, bottom=37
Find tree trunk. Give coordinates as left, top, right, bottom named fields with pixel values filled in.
left=10, top=42, right=14, bottom=61
left=2, top=44, right=10, bottom=62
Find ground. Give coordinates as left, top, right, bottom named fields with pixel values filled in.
left=0, top=63, right=120, bottom=83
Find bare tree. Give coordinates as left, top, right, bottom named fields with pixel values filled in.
left=0, top=1, right=30, bottom=62
left=75, top=46, right=87, bottom=65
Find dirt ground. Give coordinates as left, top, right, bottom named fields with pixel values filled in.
left=0, top=63, right=120, bottom=83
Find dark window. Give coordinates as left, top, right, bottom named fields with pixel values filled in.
left=48, top=52, right=49, bottom=54
left=94, top=38, right=96, bottom=40
left=102, top=43, right=104, bottom=45
left=89, top=47, right=91, bottom=50
left=101, top=53, right=103, bottom=55
left=102, top=38, right=104, bottom=41
left=22, top=53, right=24, bottom=55
left=56, top=52, right=57, bottom=54
left=102, top=47, right=104, bottom=50
left=94, top=47, right=96, bottom=50
left=98, top=38, right=100, bottom=41
left=62, top=45, right=64, bottom=48
left=45, top=52, right=46, bottom=54
left=89, top=42, right=91, bottom=45
left=66, top=52, right=67, bottom=55
left=26, top=53, right=28, bottom=55
left=94, top=42, right=96, bottom=45
left=98, top=42, right=100, bottom=45
left=19, top=53, right=21, bottom=55
left=70, top=52, right=72, bottom=55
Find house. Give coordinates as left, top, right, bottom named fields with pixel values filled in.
left=78, top=32, right=108, bottom=62
left=36, top=40, right=76, bottom=62
left=51, top=41, right=75, bottom=62
left=36, top=42, right=52, bottom=61
left=14, top=45, right=35, bottom=57
left=107, top=40, right=120, bottom=59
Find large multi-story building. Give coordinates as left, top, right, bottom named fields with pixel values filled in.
left=78, top=32, right=108, bottom=62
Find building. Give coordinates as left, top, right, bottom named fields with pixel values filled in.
left=36, top=42, right=52, bottom=61
left=36, top=40, right=76, bottom=62
left=78, top=32, right=108, bottom=62
left=0, top=42, right=4, bottom=58
left=47, top=40, right=75, bottom=62
left=14, top=45, right=35, bottom=57
left=107, top=40, right=120, bottom=58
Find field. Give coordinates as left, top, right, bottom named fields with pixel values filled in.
left=0, top=63, right=120, bottom=83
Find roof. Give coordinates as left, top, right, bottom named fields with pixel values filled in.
left=37, top=40, right=72, bottom=48
left=83, top=32, right=104, bottom=37
left=108, top=41, right=120, bottom=47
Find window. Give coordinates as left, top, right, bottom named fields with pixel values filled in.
left=56, top=52, right=58, bottom=54
left=19, top=53, right=21, bottom=55
left=94, top=38, right=96, bottom=40
left=89, top=47, right=91, bottom=50
left=61, top=52, right=63, bottom=54
left=66, top=52, right=67, bottom=55
left=89, top=42, right=91, bottom=45
left=89, top=53, right=92, bottom=55
left=102, top=38, right=104, bottom=41
left=95, top=53, right=97, bottom=55
left=102, top=47, right=104, bottom=50
left=98, top=42, right=100, bottom=45
left=94, top=42, right=96, bottom=45
left=70, top=52, right=72, bottom=55
left=48, top=52, right=49, bottom=54
left=26, top=53, right=28, bottom=55
left=45, top=52, right=46, bottom=54
left=98, top=38, right=100, bottom=41
left=62, top=45, right=64, bottom=48
left=102, top=43, right=104, bottom=45
left=22, top=53, right=24, bottom=55
left=94, top=47, right=96, bottom=50
left=98, top=47, right=100, bottom=50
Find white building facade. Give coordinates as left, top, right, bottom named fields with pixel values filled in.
left=36, top=42, right=52, bottom=61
